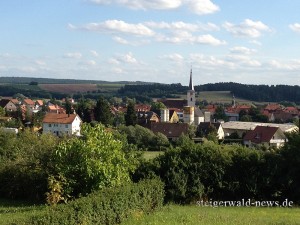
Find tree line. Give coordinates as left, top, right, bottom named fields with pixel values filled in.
left=119, top=82, right=300, bottom=103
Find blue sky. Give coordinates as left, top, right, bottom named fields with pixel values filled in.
left=1, top=0, right=300, bottom=86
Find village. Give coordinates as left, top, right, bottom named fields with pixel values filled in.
left=0, top=70, right=299, bottom=150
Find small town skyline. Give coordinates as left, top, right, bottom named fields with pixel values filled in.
left=1, top=1, right=300, bottom=85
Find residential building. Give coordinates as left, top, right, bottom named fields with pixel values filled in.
left=197, top=122, right=225, bottom=140
left=243, top=126, right=287, bottom=148
left=148, top=122, right=189, bottom=141
left=222, top=121, right=298, bottom=138
left=0, top=99, right=17, bottom=112
left=42, top=113, right=82, bottom=136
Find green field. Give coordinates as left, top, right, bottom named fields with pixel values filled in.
left=0, top=199, right=46, bottom=225
left=197, top=91, right=254, bottom=105
left=123, top=204, right=300, bottom=225
left=1, top=199, right=299, bottom=225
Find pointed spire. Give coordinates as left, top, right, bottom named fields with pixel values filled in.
left=189, top=67, right=194, bottom=91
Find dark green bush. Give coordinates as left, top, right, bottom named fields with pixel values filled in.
left=14, top=178, right=164, bottom=225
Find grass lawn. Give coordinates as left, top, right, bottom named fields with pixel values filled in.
left=143, top=151, right=164, bottom=160
left=122, top=204, right=300, bottom=225
left=0, top=198, right=46, bottom=225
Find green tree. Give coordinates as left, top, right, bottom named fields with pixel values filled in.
left=214, top=105, right=228, bottom=121
left=94, top=96, right=113, bottom=126
left=65, top=98, right=73, bottom=115
left=52, top=123, right=137, bottom=199
left=125, top=101, right=137, bottom=126
left=151, top=102, right=166, bottom=111
left=0, top=106, right=5, bottom=117
left=75, top=98, right=93, bottom=123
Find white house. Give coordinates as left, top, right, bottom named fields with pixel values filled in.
left=42, top=113, right=82, bottom=136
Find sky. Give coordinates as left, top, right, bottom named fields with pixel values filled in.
left=1, top=0, right=300, bottom=86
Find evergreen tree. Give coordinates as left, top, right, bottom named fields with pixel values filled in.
left=94, top=96, right=113, bottom=126
left=65, top=98, right=73, bottom=115
left=125, top=101, right=137, bottom=126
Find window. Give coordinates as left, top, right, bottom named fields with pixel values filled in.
left=49, top=124, right=52, bottom=127
left=65, top=124, right=68, bottom=128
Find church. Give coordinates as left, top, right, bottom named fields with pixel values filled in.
left=159, top=69, right=210, bottom=125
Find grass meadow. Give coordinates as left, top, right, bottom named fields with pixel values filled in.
left=123, top=204, right=300, bottom=225
left=1, top=195, right=299, bottom=224
left=0, top=198, right=46, bottom=225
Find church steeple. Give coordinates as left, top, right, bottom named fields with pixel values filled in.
left=189, top=68, right=194, bottom=91
left=187, top=68, right=195, bottom=107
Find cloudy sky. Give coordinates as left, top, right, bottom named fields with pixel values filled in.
left=1, top=0, right=300, bottom=86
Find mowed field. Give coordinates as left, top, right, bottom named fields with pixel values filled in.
left=39, top=84, right=100, bottom=94
left=39, top=83, right=124, bottom=94
left=198, top=91, right=253, bottom=105
left=123, top=204, right=300, bottom=225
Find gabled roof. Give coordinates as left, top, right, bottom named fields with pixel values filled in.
left=197, top=122, right=222, bottom=136
left=194, top=107, right=204, bottom=117
left=149, top=123, right=189, bottom=138
left=43, top=113, right=81, bottom=124
left=36, top=100, right=44, bottom=106
left=135, top=104, right=151, bottom=112
left=23, top=98, right=35, bottom=105
left=158, top=99, right=187, bottom=109
left=265, top=104, right=282, bottom=111
left=243, top=126, right=282, bottom=144
left=0, top=99, right=11, bottom=108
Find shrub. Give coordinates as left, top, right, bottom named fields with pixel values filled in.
left=15, top=178, right=164, bottom=225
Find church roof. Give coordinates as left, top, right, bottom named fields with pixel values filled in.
left=189, top=68, right=194, bottom=91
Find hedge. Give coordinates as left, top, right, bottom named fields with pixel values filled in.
left=12, top=178, right=164, bottom=225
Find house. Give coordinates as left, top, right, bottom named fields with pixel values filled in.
left=137, top=111, right=160, bottom=125
left=222, top=121, right=298, bottom=138
left=0, top=99, right=17, bottom=112
left=42, top=113, right=82, bottom=136
left=48, top=104, right=66, bottom=114
left=135, top=104, right=151, bottom=112
left=155, top=109, right=179, bottom=123
left=148, top=122, right=189, bottom=141
left=197, top=122, right=225, bottom=140
left=243, top=126, right=286, bottom=148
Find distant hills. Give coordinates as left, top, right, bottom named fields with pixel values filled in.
left=0, top=76, right=152, bottom=85
left=0, top=77, right=300, bottom=104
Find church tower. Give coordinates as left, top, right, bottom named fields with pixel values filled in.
left=187, top=68, right=196, bottom=107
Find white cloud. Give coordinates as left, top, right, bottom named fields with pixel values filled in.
left=160, top=53, right=184, bottom=62
left=64, top=52, right=82, bottom=59
left=110, top=52, right=139, bottom=64
left=113, top=36, right=129, bottom=45
left=229, top=46, right=256, bottom=55
left=86, top=60, right=97, bottom=66
left=194, top=34, right=226, bottom=46
left=35, top=60, right=47, bottom=66
left=188, top=0, right=220, bottom=15
left=90, top=50, right=99, bottom=57
left=223, top=19, right=271, bottom=38
left=289, top=23, right=300, bottom=33
left=249, top=40, right=262, bottom=46
left=70, top=20, right=155, bottom=37
left=145, top=21, right=219, bottom=32
left=89, top=0, right=219, bottom=15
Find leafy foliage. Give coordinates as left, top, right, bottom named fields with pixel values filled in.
left=51, top=123, right=137, bottom=200
left=16, top=179, right=165, bottom=225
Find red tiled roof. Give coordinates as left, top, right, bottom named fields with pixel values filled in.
left=23, top=98, right=35, bottom=105
left=149, top=123, right=189, bottom=138
left=36, top=100, right=44, bottom=106
left=265, top=104, right=282, bottom=111
left=158, top=99, right=187, bottom=109
left=43, top=113, right=80, bottom=124
left=243, top=126, right=279, bottom=144
left=135, top=104, right=151, bottom=112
